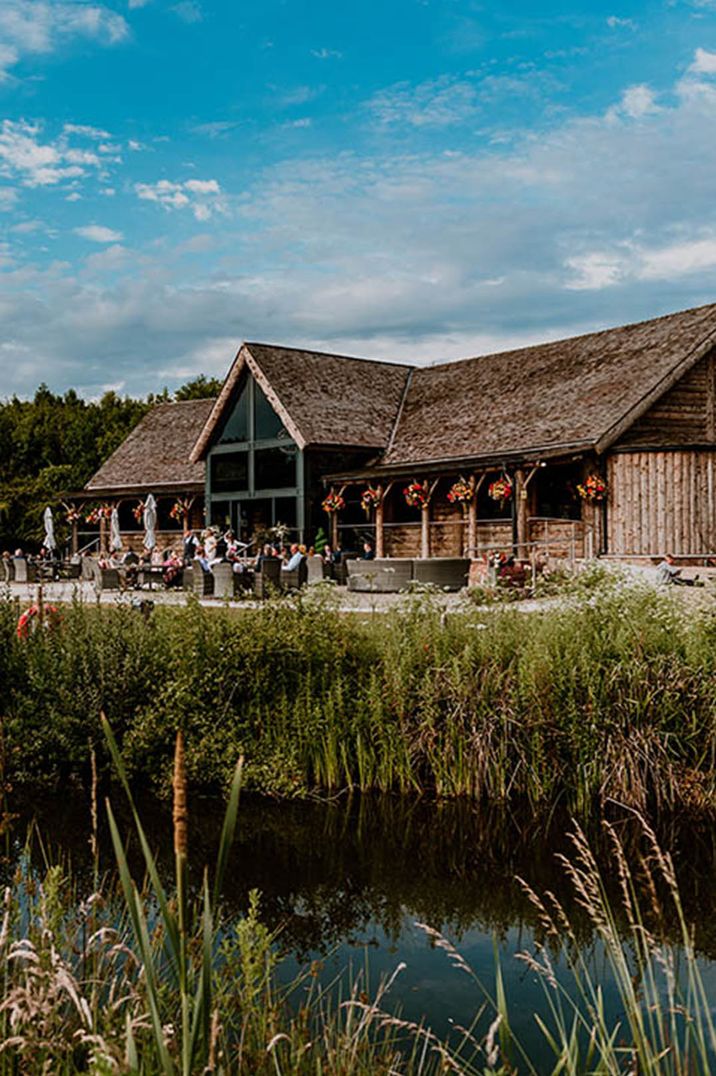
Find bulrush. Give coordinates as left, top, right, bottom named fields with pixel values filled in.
left=173, top=730, right=188, bottom=858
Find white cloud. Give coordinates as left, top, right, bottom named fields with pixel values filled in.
left=0, top=0, right=128, bottom=79
left=84, top=243, right=130, bottom=271
left=311, top=47, right=342, bottom=60
left=127, top=139, right=144, bottom=151
left=607, top=83, right=659, bottom=120
left=0, top=121, right=80, bottom=186
left=368, top=75, right=478, bottom=128
left=278, top=84, right=324, bottom=107
left=63, top=123, right=111, bottom=139
left=171, top=1, right=202, bottom=23
left=689, top=47, right=716, bottom=74
left=639, top=236, right=716, bottom=279
left=0, top=187, right=18, bottom=209
left=134, top=177, right=225, bottom=219
left=0, top=121, right=124, bottom=199
left=74, top=224, right=123, bottom=243
left=606, top=16, right=636, bottom=29
left=565, top=252, right=625, bottom=290
left=190, top=119, right=238, bottom=138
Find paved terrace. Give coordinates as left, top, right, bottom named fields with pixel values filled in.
left=2, top=562, right=716, bottom=615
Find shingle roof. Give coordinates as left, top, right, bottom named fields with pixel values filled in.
left=191, top=343, right=411, bottom=460
left=85, top=398, right=214, bottom=493
left=381, top=302, right=716, bottom=468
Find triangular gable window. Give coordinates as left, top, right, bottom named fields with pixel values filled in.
left=219, top=378, right=249, bottom=443
left=255, top=382, right=284, bottom=440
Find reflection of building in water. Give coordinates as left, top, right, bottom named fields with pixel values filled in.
left=85, top=303, right=716, bottom=561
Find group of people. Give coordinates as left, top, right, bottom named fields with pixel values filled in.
left=185, top=528, right=376, bottom=580
left=3, top=546, right=65, bottom=580
left=5, top=529, right=378, bottom=591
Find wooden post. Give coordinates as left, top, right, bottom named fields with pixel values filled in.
left=467, top=474, right=485, bottom=557
left=71, top=520, right=78, bottom=556
left=421, top=504, right=429, bottom=559
left=330, top=511, right=338, bottom=550
left=515, top=468, right=528, bottom=559
left=420, top=478, right=441, bottom=559
left=375, top=484, right=384, bottom=559
left=99, top=514, right=107, bottom=555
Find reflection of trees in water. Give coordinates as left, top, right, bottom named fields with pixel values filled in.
left=5, top=791, right=716, bottom=962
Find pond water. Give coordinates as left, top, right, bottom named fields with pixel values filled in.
left=5, top=790, right=716, bottom=1070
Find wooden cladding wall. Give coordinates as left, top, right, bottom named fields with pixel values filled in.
left=617, top=353, right=716, bottom=448
left=607, top=449, right=716, bottom=555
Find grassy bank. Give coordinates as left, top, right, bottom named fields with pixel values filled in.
left=1, top=582, right=715, bottom=812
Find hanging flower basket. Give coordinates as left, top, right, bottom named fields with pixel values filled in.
left=85, top=504, right=112, bottom=525
left=169, top=497, right=193, bottom=523
left=488, top=477, right=513, bottom=503
left=132, top=502, right=145, bottom=524
left=577, top=474, right=607, bottom=502
left=361, top=487, right=381, bottom=514
left=322, top=491, right=345, bottom=513
left=65, top=507, right=82, bottom=524
left=404, top=481, right=428, bottom=509
left=447, top=478, right=474, bottom=504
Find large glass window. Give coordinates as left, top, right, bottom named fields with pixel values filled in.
left=274, top=496, right=297, bottom=527
left=255, top=384, right=284, bottom=440
left=219, top=381, right=249, bottom=443
left=211, top=451, right=249, bottom=493
left=210, top=500, right=231, bottom=528
left=254, top=446, right=296, bottom=490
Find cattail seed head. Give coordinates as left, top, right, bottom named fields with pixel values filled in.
left=173, top=730, right=188, bottom=858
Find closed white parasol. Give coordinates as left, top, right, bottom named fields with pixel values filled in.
left=143, top=494, right=157, bottom=551
left=110, top=507, right=122, bottom=552
left=43, top=506, right=56, bottom=551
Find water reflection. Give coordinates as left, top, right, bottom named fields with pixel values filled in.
left=6, top=790, right=716, bottom=961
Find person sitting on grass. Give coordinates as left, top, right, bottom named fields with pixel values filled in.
left=657, top=553, right=703, bottom=587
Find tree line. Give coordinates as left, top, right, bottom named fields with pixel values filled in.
left=0, top=375, right=222, bottom=551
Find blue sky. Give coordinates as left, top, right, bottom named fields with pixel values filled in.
left=3, top=0, right=716, bottom=397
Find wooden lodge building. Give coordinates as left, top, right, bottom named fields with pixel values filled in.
left=83, top=302, right=716, bottom=562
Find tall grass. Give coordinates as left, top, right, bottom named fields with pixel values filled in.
left=1, top=582, right=715, bottom=812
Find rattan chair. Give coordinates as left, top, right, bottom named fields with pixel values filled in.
left=252, top=557, right=281, bottom=599
left=212, top=562, right=236, bottom=600
left=281, top=558, right=308, bottom=591
left=193, top=565, right=215, bottom=597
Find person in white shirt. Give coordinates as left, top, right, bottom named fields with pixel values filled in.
left=282, top=543, right=304, bottom=572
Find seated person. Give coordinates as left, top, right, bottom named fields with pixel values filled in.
left=657, top=554, right=702, bottom=587
left=162, top=550, right=183, bottom=588
left=282, top=543, right=305, bottom=572
left=361, top=540, right=375, bottom=561
left=255, top=543, right=275, bottom=568
left=195, top=545, right=212, bottom=572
